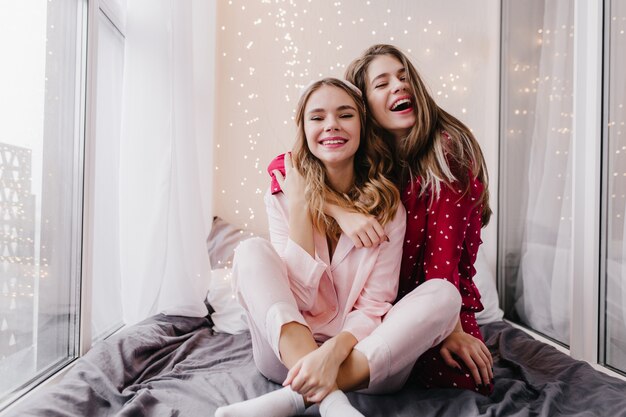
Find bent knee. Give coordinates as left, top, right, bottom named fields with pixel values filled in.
left=234, top=237, right=272, bottom=261
left=423, top=278, right=462, bottom=313
left=233, top=237, right=278, bottom=272
left=232, top=237, right=285, bottom=293
left=232, top=237, right=270, bottom=288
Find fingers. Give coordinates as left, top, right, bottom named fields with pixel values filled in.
left=350, top=220, right=386, bottom=249
left=475, top=351, right=491, bottom=385
left=460, top=349, right=491, bottom=386
left=295, top=377, right=314, bottom=398
left=458, top=351, right=482, bottom=386
left=284, top=362, right=302, bottom=389
left=357, top=232, right=373, bottom=248
left=480, top=343, right=494, bottom=369
left=293, top=377, right=330, bottom=402
left=479, top=343, right=494, bottom=380
left=371, top=221, right=387, bottom=245
left=298, top=380, right=335, bottom=404
left=350, top=234, right=364, bottom=249
left=307, top=387, right=332, bottom=404
left=272, top=170, right=285, bottom=189
left=284, top=152, right=293, bottom=172
left=364, top=228, right=381, bottom=248
left=360, top=219, right=386, bottom=248
left=440, top=348, right=462, bottom=371
left=283, top=362, right=335, bottom=403
left=290, top=373, right=306, bottom=394
left=286, top=365, right=320, bottom=399
left=475, top=340, right=494, bottom=381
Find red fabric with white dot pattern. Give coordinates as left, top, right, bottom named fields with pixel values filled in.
left=399, top=169, right=492, bottom=395
left=396, top=174, right=484, bottom=315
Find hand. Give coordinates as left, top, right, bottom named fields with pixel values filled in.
left=440, top=331, right=494, bottom=386
left=282, top=342, right=342, bottom=403
left=331, top=208, right=387, bottom=248
left=273, top=153, right=306, bottom=206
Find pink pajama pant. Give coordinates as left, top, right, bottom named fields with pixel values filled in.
left=232, top=237, right=461, bottom=394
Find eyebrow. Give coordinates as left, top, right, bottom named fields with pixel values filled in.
left=370, top=68, right=407, bottom=85
left=307, top=104, right=357, bottom=114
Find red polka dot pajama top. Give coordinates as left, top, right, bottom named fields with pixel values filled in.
left=400, top=173, right=492, bottom=395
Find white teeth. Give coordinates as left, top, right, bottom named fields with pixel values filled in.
left=322, top=139, right=346, bottom=145
left=391, top=98, right=411, bottom=110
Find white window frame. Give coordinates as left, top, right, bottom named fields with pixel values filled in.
left=80, top=0, right=127, bottom=356
left=570, top=0, right=602, bottom=365
left=498, top=0, right=626, bottom=381
left=1, top=0, right=126, bottom=413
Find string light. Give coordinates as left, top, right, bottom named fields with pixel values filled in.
left=216, top=1, right=493, bottom=237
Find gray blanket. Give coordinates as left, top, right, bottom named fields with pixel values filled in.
left=9, top=315, right=626, bottom=417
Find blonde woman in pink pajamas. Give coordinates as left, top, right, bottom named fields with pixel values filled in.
left=216, top=78, right=461, bottom=417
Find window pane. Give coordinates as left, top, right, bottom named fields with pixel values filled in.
left=91, top=9, right=124, bottom=342
left=0, top=0, right=83, bottom=403
left=499, top=0, right=574, bottom=345
left=604, top=0, right=626, bottom=373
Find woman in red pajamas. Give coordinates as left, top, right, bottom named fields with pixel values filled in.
left=341, top=44, right=494, bottom=395
left=270, top=44, right=493, bottom=396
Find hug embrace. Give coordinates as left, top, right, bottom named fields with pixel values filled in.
left=216, top=44, right=493, bottom=417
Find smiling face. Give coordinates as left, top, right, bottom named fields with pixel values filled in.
left=303, top=84, right=361, bottom=171
left=366, top=54, right=417, bottom=140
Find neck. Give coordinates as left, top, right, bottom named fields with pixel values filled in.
left=392, top=130, right=409, bottom=142
left=325, top=162, right=355, bottom=194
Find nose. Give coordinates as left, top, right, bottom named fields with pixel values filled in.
left=324, top=116, right=340, bottom=131
left=391, top=77, right=407, bottom=94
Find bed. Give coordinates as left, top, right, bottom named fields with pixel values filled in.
left=8, top=219, right=626, bottom=417
left=9, top=313, right=626, bottom=417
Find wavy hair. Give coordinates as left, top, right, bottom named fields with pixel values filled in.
left=345, top=44, right=491, bottom=226
left=292, top=78, right=400, bottom=238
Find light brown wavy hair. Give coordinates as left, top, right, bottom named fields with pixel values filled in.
left=292, top=78, right=400, bottom=239
left=345, top=44, right=492, bottom=226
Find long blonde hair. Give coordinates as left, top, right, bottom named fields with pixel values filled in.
left=345, top=44, right=492, bottom=226
left=292, top=78, right=400, bottom=238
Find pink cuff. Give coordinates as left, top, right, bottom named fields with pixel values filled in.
left=266, top=301, right=309, bottom=359
left=353, top=333, right=391, bottom=388
left=267, top=153, right=286, bottom=195
left=283, top=238, right=328, bottom=288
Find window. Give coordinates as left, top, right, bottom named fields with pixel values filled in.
left=602, top=0, right=626, bottom=374
left=499, top=0, right=574, bottom=346
left=0, top=0, right=86, bottom=404
left=90, top=4, right=125, bottom=343
left=500, top=0, right=626, bottom=377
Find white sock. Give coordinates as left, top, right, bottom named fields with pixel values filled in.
left=215, top=386, right=305, bottom=417
left=319, top=390, right=364, bottom=417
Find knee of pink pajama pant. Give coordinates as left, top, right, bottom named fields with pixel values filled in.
left=232, top=237, right=285, bottom=300
left=395, top=279, right=462, bottom=346
left=355, top=279, right=462, bottom=393
left=420, top=278, right=462, bottom=344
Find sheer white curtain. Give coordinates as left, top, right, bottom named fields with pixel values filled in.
left=119, top=0, right=213, bottom=324
left=514, top=0, right=574, bottom=344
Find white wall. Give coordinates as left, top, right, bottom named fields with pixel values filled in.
left=213, top=0, right=500, bottom=272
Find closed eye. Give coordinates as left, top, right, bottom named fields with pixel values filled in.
left=375, top=82, right=388, bottom=89
left=339, top=113, right=354, bottom=118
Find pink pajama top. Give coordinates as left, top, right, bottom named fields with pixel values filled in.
left=264, top=189, right=406, bottom=342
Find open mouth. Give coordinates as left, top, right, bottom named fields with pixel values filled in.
left=390, top=97, right=413, bottom=112
left=320, top=138, right=348, bottom=146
